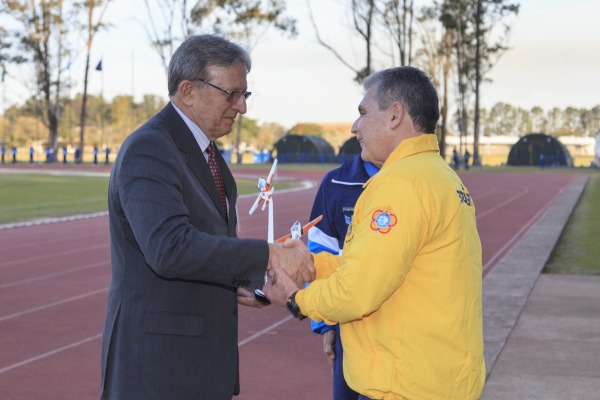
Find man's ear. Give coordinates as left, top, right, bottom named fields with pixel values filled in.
left=390, top=102, right=403, bottom=128
left=178, top=80, right=195, bottom=106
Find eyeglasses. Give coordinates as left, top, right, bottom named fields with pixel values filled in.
left=195, top=79, right=251, bottom=103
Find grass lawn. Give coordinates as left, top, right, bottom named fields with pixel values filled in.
left=544, top=172, right=600, bottom=275
left=0, top=174, right=110, bottom=224
left=0, top=172, right=295, bottom=225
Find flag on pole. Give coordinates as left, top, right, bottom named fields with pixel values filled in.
left=95, top=60, right=103, bottom=71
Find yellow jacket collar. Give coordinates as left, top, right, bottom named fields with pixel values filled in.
left=365, top=134, right=439, bottom=186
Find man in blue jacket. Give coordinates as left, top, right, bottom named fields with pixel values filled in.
left=307, top=152, right=378, bottom=400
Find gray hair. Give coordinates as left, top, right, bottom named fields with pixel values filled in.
left=168, top=34, right=252, bottom=96
left=363, top=66, right=440, bottom=133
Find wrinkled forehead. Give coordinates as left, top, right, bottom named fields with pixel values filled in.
left=359, top=86, right=382, bottom=111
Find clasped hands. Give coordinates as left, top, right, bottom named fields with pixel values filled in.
left=263, top=239, right=315, bottom=307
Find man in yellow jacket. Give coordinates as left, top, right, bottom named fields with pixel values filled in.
left=264, top=66, right=485, bottom=400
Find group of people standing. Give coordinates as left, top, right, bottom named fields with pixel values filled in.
left=100, top=34, right=485, bottom=400
left=453, top=147, right=472, bottom=170
left=0, top=145, right=110, bottom=165
left=0, top=146, right=16, bottom=164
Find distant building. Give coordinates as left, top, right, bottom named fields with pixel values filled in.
left=507, top=133, right=573, bottom=167
left=338, top=136, right=361, bottom=163
left=444, top=134, right=594, bottom=166
left=271, top=134, right=336, bottom=164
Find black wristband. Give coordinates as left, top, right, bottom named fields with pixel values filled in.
left=286, top=291, right=306, bottom=320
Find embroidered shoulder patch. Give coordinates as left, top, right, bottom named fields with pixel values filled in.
left=370, top=209, right=397, bottom=234
left=456, top=184, right=472, bottom=206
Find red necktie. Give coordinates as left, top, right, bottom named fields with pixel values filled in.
left=206, top=142, right=228, bottom=218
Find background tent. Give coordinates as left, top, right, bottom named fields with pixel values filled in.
left=338, top=136, right=361, bottom=163
left=271, top=134, right=336, bottom=163
left=507, top=133, right=573, bottom=167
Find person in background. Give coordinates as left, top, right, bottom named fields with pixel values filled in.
left=307, top=152, right=378, bottom=400
left=265, top=66, right=485, bottom=400
left=101, top=34, right=314, bottom=400
left=464, top=149, right=471, bottom=170
left=104, top=146, right=111, bottom=165
left=453, top=147, right=460, bottom=170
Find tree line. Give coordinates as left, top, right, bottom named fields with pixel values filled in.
left=0, top=92, right=287, bottom=154
left=1, top=0, right=597, bottom=163
left=0, top=0, right=295, bottom=159
left=1, top=87, right=598, bottom=158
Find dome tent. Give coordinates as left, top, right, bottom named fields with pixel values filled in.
left=271, top=134, right=336, bottom=163
left=507, top=133, right=573, bottom=167
left=338, top=137, right=361, bottom=163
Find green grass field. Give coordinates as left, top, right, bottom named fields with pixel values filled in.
left=0, top=174, right=110, bottom=224
left=0, top=172, right=296, bottom=225
left=544, top=172, right=600, bottom=275
left=1, top=166, right=598, bottom=275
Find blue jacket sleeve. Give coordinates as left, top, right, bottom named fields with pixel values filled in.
left=307, top=172, right=340, bottom=334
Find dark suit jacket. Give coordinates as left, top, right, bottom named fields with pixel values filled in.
left=101, top=103, right=269, bottom=399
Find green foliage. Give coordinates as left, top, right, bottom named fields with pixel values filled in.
left=3, top=0, right=79, bottom=149
left=545, top=172, right=600, bottom=275
left=289, top=123, right=323, bottom=135
left=211, top=0, right=298, bottom=47
left=478, top=102, right=600, bottom=137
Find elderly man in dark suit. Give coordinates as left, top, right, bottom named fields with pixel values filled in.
left=101, top=34, right=314, bottom=400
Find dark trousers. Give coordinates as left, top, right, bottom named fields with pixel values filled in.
left=333, top=324, right=360, bottom=400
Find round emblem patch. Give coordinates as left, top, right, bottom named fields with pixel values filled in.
left=370, top=209, right=397, bottom=234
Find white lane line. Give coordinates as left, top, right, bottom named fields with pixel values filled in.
left=0, top=243, right=108, bottom=269
left=0, top=261, right=109, bottom=289
left=0, top=315, right=294, bottom=375
left=0, top=333, right=103, bottom=375
left=0, top=212, right=109, bottom=231
left=482, top=185, right=566, bottom=275
left=0, top=288, right=108, bottom=322
left=471, top=184, right=497, bottom=199
left=0, top=230, right=106, bottom=252
left=476, top=186, right=529, bottom=219
left=238, top=315, right=294, bottom=347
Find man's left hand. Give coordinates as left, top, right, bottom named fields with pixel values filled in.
left=262, top=254, right=302, bottom=307
left=237, top=287, right=268, bottom=308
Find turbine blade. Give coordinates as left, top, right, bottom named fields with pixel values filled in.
left=266, top=159, right=278, bottom=185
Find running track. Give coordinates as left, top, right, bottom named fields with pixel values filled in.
left=0, top=168, right=578, bottom=399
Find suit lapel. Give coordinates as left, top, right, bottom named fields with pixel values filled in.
left=162, top=103, right=229, bottom=221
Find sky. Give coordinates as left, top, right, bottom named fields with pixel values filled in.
left=2, top=0, right=600, bottom=129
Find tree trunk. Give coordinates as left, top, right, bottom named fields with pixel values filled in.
left=472, top=0, right=482, bottom=167
left=79, top=51, right=91, bottom=160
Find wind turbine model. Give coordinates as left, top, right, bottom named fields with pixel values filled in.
left=249, top=159, right=278, bottom=243
left=249, top=162, right=323, bottom=306
left=275, top=215, right=323, bottom=243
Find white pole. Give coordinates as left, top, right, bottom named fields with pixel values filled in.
left=267, top=199, right=274, bottom=243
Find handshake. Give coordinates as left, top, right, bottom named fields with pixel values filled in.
left=259, top=240, right=315, bottom=307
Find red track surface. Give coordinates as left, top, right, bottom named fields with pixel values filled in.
left=0, top=168, right=576, bottom=399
